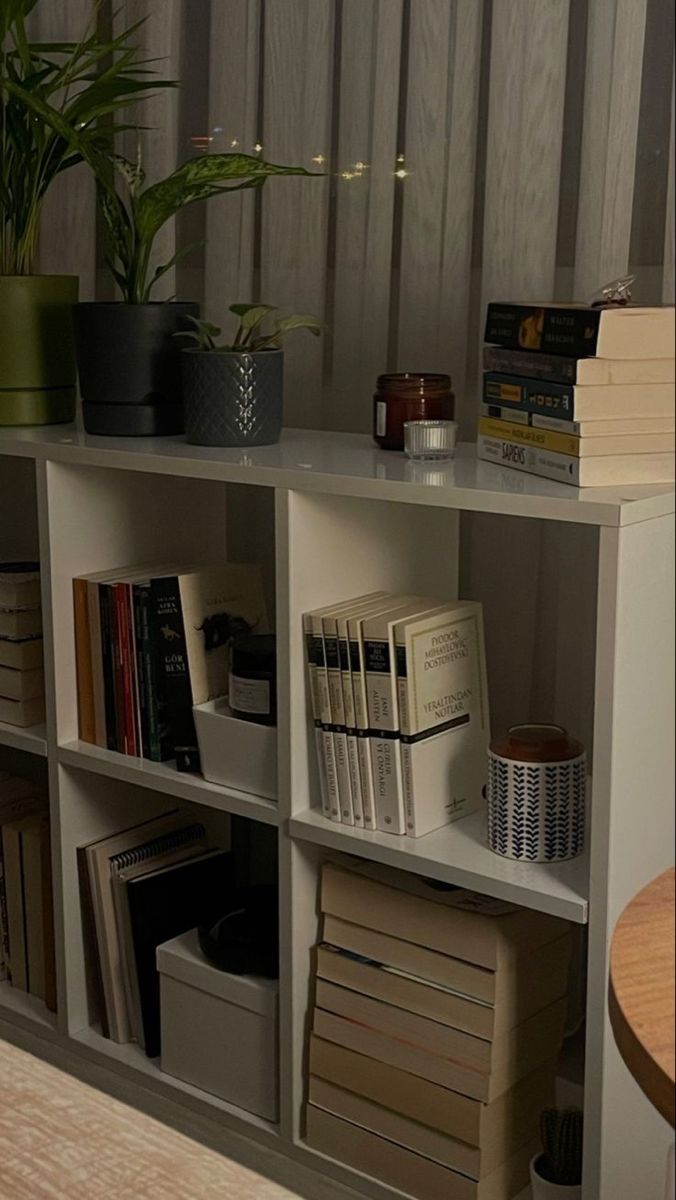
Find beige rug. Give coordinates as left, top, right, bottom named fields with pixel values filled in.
left=0, top=1039, right=300, bottom=1199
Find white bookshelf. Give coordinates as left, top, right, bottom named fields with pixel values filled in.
left=0, top=428, right=673, bottom=1200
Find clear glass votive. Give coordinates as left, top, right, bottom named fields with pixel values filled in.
left=404, top=419, right=458, bottom=460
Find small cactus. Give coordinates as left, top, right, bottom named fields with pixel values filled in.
left=538, top=1107, right=584, bottom=1186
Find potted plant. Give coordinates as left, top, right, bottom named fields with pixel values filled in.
left=178, top=306, right=325, bottom=448
left=0, top=1, right=167, bottom=426
left=531, top=1108, right=584, bottom=1199
left=74, top=154, right=314, bottom=437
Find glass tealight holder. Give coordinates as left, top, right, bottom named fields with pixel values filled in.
left=403, top=419, right=458, bottom=461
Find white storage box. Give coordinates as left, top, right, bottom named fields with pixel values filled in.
left=193, top=700, right=277, bottom=800
left=157, top=929, right=279, bottom=1121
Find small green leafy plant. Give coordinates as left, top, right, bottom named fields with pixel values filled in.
left=179, top=306, right=325, bottom=353
left=537, top=1108, right=584, bottom=1187
left=1, top=1, right=171, bottom=275
left=99, top=156, right=316, bottom=304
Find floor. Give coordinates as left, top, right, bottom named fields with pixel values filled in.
left=0, top=1039, right=301, bottom=1200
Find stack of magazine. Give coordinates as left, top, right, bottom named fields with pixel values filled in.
left=303, top=592, right=489, bottom=838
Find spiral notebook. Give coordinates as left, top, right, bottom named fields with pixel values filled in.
left=111, top=832, right=212, bottom=1047
left=84, top=811, right=202, bottom=1043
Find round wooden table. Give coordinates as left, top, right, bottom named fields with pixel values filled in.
left=609, top=868, right=675, bottom=1128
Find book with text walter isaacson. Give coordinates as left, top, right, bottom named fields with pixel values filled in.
left=484, top=302, right=674, bottom=360
left=152, top=565, right=269, bottom=772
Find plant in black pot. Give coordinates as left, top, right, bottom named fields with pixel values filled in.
left=531, top=1108, right=584, bottom=1199
left=0, top=1, right=165, bottom=427
left=76, top=154, right=315, bottom=437
left=178, top=306, right=325, bottom=448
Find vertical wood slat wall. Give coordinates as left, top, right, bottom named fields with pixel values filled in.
left=30, top=0, right=675, bottom=430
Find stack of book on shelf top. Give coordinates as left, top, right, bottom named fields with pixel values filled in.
left=306, top=860, right=573, bottom=1200
left=79, top=809, right=232, bottom=1056
left=479, top=301, right=675, bottom=486
left=0, top=563, right=45, bottom=728
left=304, top=592, right=489, bottom=838
left=73, top=563, right=268, bottom=772
left=0, top=772, right=55, bottom=1011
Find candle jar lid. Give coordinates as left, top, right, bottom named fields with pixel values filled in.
left=231, top=633, right=276, bottom=677
left=490, top=723, right=584, bottom=762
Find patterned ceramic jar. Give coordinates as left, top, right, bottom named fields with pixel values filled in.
left=487, top=724, right=586, bottom=863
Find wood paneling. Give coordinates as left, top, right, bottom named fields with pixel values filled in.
left=260, top=0, right=334, bottom=429
left=573, top=0, right=649, bottom=300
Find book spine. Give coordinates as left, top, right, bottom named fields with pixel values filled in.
left=151, top=576, right=201, bottom=772
left=485, top=303, right=601, bottom=356
left=114, top=584, right=136, bottom=757
left=369, top=735, right=405, bottom=835
left=483, top=345, right=579, bottom=383
left=339, top=627, right=365, bottom=829
left=482, top=403, right=589, bottom=435
left=324, top=619, right=355, bottom=826
left=363, top=636, right=398, bottom=732
left=0, top=854, right=9, bottom=981
left=350, top=624, right=377, bottom=830
left=480, top=416, right=581, bottom=457
left=73, top=578, right=96, bottom=744
left=132, top=584, right=151, bottom=760
left=483, top=373, right=575, bottom=420
left=478, top=433, right=583, bottom=485
left=98, top=585, right=118, bottom=753
left=304, top=622, right=337, bottom=822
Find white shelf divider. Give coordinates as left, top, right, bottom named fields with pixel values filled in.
left=0, top=721, right=48, bottom=757
left=57, top=741, right=279, bottom=825
left=289, top=807, right=589, bottom=924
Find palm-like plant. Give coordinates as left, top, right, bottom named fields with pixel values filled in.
left=99, top=153, right=315, bottom=304
left=0, top=0, right=172, bottom=275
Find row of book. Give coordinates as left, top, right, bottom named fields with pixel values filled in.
left=303, top=593, right=489, bottom=838
left=306, top=860, right=573, bottom=1200
left=0, top=773, right=56, bottom=1010
left=0, top=563, right=45, bottom=728
left=79, top=808, right=232, bottom=1054
left=73, top=563, right=268, bottom=772
left=478, top=301, right=675, bottom=487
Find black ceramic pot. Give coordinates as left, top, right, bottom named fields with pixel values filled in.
left=73, top=301, right=199, bottom=436
left=181, top=349, right=284, bottom=447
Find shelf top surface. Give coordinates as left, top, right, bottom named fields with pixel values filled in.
left=1, top=425, right=674, bottom=526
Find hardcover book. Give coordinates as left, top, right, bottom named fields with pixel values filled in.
left=0, top=665, right=43, bottom=701
left=0, top=607, right=42, bottom=640
left=0, top=695, right=45, bottom=727
left=152, top=565, right=269, bottom=772
left=484, top=302, right=675, bottom=360
left=483, top=372, right=676, bottom=422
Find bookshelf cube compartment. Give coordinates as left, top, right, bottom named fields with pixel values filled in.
left=0, top=456, right=38, bottom=562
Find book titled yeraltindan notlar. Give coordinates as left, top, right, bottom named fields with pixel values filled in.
left=152, top=565, right=269, bottom=773
left=395, top=602, right=490, bottom=838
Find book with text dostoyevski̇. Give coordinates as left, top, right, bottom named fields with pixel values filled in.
left=152, top=565, right=269, bottom=772
left=395, top=601, right=489, bottom=838
left=484, top=302, right=675, bottom=360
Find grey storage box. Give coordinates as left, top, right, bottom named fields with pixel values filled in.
left=157, top=929, right=279, bottom=1121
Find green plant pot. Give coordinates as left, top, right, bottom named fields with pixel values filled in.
left=0, top=275, right=79, bottom=426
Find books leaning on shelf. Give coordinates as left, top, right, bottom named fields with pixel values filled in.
left=480, top=302, right=675, bottom=487
left=0, top=563, right=45, bottom=727
left=305, top=860, right=572, bottom=1200
left=72, top=563, right=269, bottom=772
left=78, top=809, right=233, bottom=1052
left=303, top=592, right=490, bottom=838
left=0, top=773, right=56, bottom=1010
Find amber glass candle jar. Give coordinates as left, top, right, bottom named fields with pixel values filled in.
left=373, top=373, right=455, bottom=451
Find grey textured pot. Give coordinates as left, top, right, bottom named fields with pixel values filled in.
left=181, top=349, right=284, bottom=447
